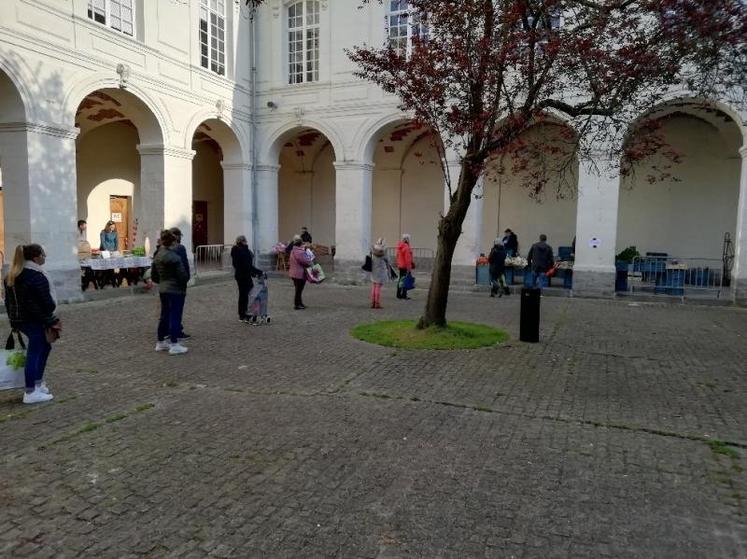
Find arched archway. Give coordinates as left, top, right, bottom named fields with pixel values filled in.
left=190, top=118, right=246, bottom=250
left=483, top=119, right=579, bottom=260
left=275, top=127, right=337, bottom=248
left=370, top=120, right=444, bottom=252
left=75, top=88, right=165, bottom=267
left=617, top=100, right=744, bottom=296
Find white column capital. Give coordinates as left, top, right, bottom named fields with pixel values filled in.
left=333, top=161, right=375, bottom=173
left=137, top=144, right=196, bottom=160
left=221, top=162, right=252, bottom=171
left=0, top=121, right=79, bottom=140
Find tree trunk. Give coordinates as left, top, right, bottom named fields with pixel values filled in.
left=417, top=162, right=479, bottom=329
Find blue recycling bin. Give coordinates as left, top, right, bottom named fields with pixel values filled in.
left=475, top=265, right=491, bottom=285
left=563, top=269, right=573, bottom=289
left=505, top=267, right=514, bottom=285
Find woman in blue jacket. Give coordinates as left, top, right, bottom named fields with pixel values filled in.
left=100, top=220, right=118, bottom=251
left=3, top=244, right=61, bottom=404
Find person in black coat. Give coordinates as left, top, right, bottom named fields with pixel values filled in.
left=231, top=235, right=264, bottom=323
left=488, top=239, right=510, bottom=297
left=3, top=244, right=61, bottom=404
left=502, top=228, right=519, bottom=257
left=169, top=227, right=191, bottom=339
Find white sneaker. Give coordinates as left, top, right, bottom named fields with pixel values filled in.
left=155, top=340, right=171, bottom=352
left=23, top=389, right=54, bottom=405
left=168, top=343, right=189, bottom=355
left=38, top=382, right=50, bottom=394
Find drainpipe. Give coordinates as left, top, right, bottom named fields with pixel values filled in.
left=250, top=8, right=259, bottom=253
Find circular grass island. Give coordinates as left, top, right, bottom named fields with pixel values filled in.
left=351, top=320, right=509, bottom=350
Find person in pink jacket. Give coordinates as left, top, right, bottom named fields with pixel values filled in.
left=288, top=235, right=312, bottom=309
left=396, top=233, right=415, bottom=300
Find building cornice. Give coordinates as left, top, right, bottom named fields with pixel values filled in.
left=0, top=122, right=79, bottom=139
left=333, top=161, right=375, bottom=172
left=137, top=144, right=196, bottom=160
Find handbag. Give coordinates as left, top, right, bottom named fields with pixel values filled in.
left=403, top=272, right=416, bottom=290
left=361, top=254, right=372, bottom=272
left=306, top=263, right=326, bottom=284
left=1, top=331, right=26, bottom=390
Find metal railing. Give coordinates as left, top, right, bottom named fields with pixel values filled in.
left=385, top=247, right=435, bottom=272
left=627, top=256, right=726, bottom=299
left=194, top=244, right=232, bottom=276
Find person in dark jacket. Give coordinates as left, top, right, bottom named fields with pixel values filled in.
left=527, top=234, right=555, bottom=289
left=231, top=235, right=264, bottom=323
left=488, top=239, right=510, bottom=297
left=152, top=230, right=189, bottom=355
left=169, top=227, right=191, bottom=340
left=502, top=228, right=519, bottom=257
left=3, top=244, right=61, bottom=404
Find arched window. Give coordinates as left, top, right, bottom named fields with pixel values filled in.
left=386, top=1, right=427, bottom=58
left=288, top=1, right=320, bottom=85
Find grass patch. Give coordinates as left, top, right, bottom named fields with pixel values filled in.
left=134, top=403, right=155, bottom=413
left=77, top=422, right=100, bottom=434
left=351, top=320, right=508, bottom=350
left=709, top=440, right=740, bottom=460
left=105, top=413, right=128, bottom=424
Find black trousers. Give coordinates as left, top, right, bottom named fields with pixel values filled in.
left=292, top=277, right=306, bottom=307
left=236, top=278, right=252, bottom=319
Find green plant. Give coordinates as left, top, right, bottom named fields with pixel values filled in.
left=616, top=246, right=640, bottom=263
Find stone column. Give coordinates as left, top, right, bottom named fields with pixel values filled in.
left=137, top=145, right=194, bottom=259
left=732, top=146, right=747, bottom=305
left=445, top=158, right=484, bottom=266
left=222, top=162, right=253, bottom=246
left=334, top=161, right=373, bottom=281
left=0, top=122, right=81, bottom=301
left=572, top=157, right=621, bottom=297
left=254, top=164, right=280, bottom=254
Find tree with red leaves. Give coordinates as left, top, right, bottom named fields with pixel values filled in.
left=253, top=0, right=746, bottom=328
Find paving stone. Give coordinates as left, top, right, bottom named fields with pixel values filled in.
left=0, top=281, right=745, bottom=557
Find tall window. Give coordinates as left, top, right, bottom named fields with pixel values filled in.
left=387, top=1, right=426, bottom=58
left=87, top=0, right=134, bottom=36
left=200, top=0, right=226, bottom=76
left=288, top=1, right=320, bottom=85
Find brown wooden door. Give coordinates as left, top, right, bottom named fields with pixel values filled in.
left=109, top=196, right=131, bottom=252
left=193, top=200, right=208, bottom=251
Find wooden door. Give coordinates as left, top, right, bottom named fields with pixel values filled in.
left=109, top=196, right=131, bottom=252
left=193, top=201, right=208, bottom=251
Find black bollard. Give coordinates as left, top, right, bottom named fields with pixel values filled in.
left=520, top=287, right=541, bottom=343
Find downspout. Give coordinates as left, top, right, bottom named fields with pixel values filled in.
left=250, top=8, right=259, bottom=252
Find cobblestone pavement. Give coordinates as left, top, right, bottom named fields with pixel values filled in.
left=1, top=280, right=746, bottom=558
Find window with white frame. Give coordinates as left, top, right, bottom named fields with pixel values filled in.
left=87, top=0, right=134, bottom=36
left=200, top=0, right=226, bottom=76
left=288, top=1, right=320, bottom=85
left=387, top=1, right=427, bottom=58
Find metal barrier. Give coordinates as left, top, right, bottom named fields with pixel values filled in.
left=194, top=244, right=232, bottom=275
left=628, top=256, right=726, bottom=299
left=385, top=247, right=435, bottom=272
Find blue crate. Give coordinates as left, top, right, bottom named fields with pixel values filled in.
left=558, top=246, right=573, bottom=261
left=475, top=265, right=491, bottom=286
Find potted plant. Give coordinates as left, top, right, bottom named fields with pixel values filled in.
left=615, top=246, right=640, bottom=291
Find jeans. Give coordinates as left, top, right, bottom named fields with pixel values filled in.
left=158, top=293, right=186, bottom=343
left=530, top=271, right=549, bottom=289
left=396, top=268, right=409, bottom=299
left=236, top=278, right=252, bottom=319
left=19, top=323, right=52, bottom=392
left=292, top=277, right=306, bottom=307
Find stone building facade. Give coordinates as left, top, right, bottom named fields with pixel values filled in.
left=0, top=0, right=745, bottom=302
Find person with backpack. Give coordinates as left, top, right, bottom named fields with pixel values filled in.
left=527, top=234, right=555, bottom=289
left=152, top=230, right=189, bottom=355
left=230, top=235, right=264, bottom=323
left=488, top=238, right=510, bottom=297
left=3, top=244, right=61, bottom=404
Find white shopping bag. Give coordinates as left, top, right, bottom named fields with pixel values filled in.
left=1, top=332, right=26, bottom=391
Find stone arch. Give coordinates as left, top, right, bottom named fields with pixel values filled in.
left=354, top=112, right=414, bottom=164
left=184, top=108, right=249, bottom=165
left=0, top=53, right=34, bottom=122
left=64, top=75, right=169, bottom=145
left=261, top=119, right=345, bottom=164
